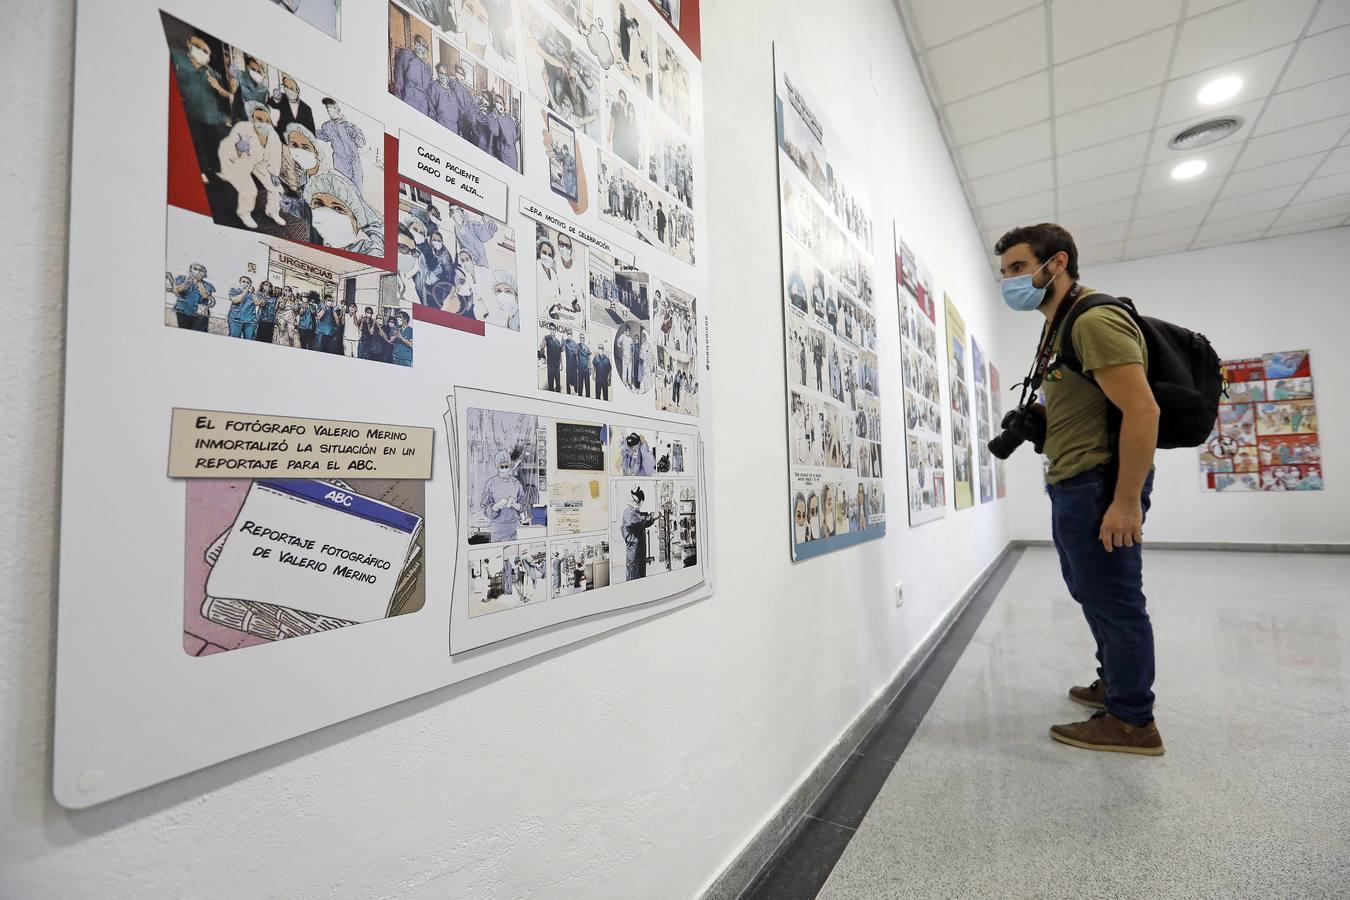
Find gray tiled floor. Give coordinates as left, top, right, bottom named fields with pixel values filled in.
left=817, top=548, right=1350, bottom=900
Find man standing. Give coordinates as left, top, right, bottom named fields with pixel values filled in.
left=269, top=74, right=316, bottom=135
left=170, top=35, right=233, bottom=170
left=317, top=98, right=367, bottom=192
left=656, top=201, right=667, bottom=245
left=541, top=324, right=563, bottom=393
left=255, top=282, right=278, bottom=344
left=171, top=263, right=215, bottom=332
left=393, top=35, right=435, bottom=116
left=563, top=331, right=580, bottom=395
left=994, top=223, right=1164, bottom=757
left=593, top=345, right=612, bottom=401
left=622, top=487, right=657, bottom=581
left=226, top=276, right=256, bottom=338
left=577, top=335, right=593, bottom=398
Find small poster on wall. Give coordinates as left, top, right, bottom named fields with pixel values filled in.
left=895, top=229, right=946, bottom=526
left=989, top=363, right=1007, bottom=499
left=972, top=335, right=994, bottom=504
left=945, top=294, right=974, bottom=510
left=1200, top=350, right=1322, bottom=492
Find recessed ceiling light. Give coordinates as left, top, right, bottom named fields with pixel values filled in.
left=1198, top=75, right=1243, bottom=105
left=1172, top=160, right=1208, bottom=181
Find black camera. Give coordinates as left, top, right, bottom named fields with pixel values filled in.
left=988, top=403, right=1047, bottom=460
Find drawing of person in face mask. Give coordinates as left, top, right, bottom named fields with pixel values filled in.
left=793, top=492, right=809, bottom=544
left=217, top=101, right=287, bottom=229
left=392, top=34, right=434, bottom=116
left=482, top=450, right=528, bottom=542
left=303, top=170, right=384, bottom=255
left=316, top=99, right=367, bottom=193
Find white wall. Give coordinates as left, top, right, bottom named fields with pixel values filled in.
left=1002, top=227, right=1350, bottom=546
left=0, top=1, right=1010, bottom=898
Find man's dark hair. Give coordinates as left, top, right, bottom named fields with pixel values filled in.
left=993, top=223, right=1079, bottom=279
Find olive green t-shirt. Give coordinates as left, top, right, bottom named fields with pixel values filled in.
left=1042, top=294, right=1148, bottom=485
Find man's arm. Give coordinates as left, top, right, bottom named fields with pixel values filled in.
left=1093, top=362, right=1159, bottom=553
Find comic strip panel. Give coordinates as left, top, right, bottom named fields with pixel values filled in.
left=610, top=478, right=697, bottom=584
left=613, top=320, right=655, bottom=394
left=163, top=12, right=386, bottom=259
left=588, top=253, right=651, bottom=327
left=183, top=478, right=425, bottom=655
left=537, top=317, right=617, bottom=400
left=165, top=206, right=414, bottom=365
left=466, top=408, right=549, bottom=543
left=598, top=150, right=696, bottom=265
left=604, top=74, right=650, bottom=173
left=524, top=4, right=603, bottom=141
left=397, top=181, right=520, bottom=329
left=276, top=0, right=342, bottom=39
left=548, top=419, right=610, bottom=534
left=606, top=0, right=654, bottom=98
left=656, top=34, right=692, bottom=132
left=611, top=425, right=659, bottom=476
left=550, top=533, right=611, bottom=597
left=649, top=121, right=694, bottom=211
left=536, top=222, right=590, bottom=325
left=653, top=282, right=698, bottom=416
left=389, top=2, right=524, bottom=174
left=467, top=541, right=550, bottom=615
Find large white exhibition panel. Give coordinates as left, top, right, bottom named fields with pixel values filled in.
left=54, top=0, right=712, bottom=808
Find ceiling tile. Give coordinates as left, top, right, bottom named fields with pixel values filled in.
left=967, top=160, right=1057, bottom=206
left=1065, top=220, right=1131, bottom=246
left=1147, top=100, right=1263, bottom=164
left=1193, top=231, right=1269, bottom=249
left=1195, top=209, right=1280, bottom=241
left=1291, top=169, right=1350, bottom=203
left=959, top=122, right=1054, bottom=179
left=1124, top=226, right=1199, bottom=257
left=1055, top=197, right=1135, bottom=228
left=1236, top=115, right=1350, bottom=169
left=909, top=0, right=1042, bottom=50
left=1317, top=144, right=1350, bottom=177
left=1050, top=0, right=1182, bottom=63
left=1307, top=0, right=1350, bottom=36
left=1256, top=74, right=1350, bottom=135
left=1129, top=204, right=1212, bottom=238
left=1186, top=0, right=1241, bottom=15
left=978, top=190, right=1058, bottom=231
left=1138, top=142, right=1242, bottom=192
left=1059, top=170, right=1141, bottom=208
left=1133, top=178, right=1223, bottom=216
left=1266, top=217, right=1350, bottom=237
left=926, top=6, right=1046, bottom=104
left=1220, top=153, right=1329, bottom=196
left=1207, top=183, right=1301, bottom=219
left=1280, top=25, right=1350, bottom=91
left=943, top=72, right=1051, bottom=145
left=1053, top=29, right=1174, bottom=114
left=1272, top=193, right=1350, bottom=226
left=1170, top=0, right=1318, bottom=78
left=1055, top=87, right=1161, bottom=154
left=1155, top=46, right=1292, bottom=129
left=1056, top=133, right=1151, bottom=185
left=1077, top=240, right=1125, bottom=267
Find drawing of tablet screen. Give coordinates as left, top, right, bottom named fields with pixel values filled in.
left=546, top=111, right=580, bottom=204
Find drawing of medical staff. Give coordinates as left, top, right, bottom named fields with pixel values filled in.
left=481, top=450, right=528, bottom=542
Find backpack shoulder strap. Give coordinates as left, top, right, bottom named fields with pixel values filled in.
left=1057, top=293, right=1139, bottom=377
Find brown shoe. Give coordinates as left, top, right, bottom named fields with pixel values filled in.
left=1068, top=678, right=1107, bottom=710
left=1050, top=711, right=1165, bottom=756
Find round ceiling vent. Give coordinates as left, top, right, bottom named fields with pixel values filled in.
left=1168, top=117, right=1244, bottom=151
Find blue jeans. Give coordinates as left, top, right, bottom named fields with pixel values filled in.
left=1048, top=465, right=1155, bottom=725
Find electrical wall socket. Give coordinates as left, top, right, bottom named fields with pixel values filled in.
left=894, top=581, right=904, bottom=607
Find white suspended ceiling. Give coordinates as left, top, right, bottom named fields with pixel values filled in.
left=896, top=0, right=1350, bottom=266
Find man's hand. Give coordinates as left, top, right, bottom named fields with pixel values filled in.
left=1099, top=499, right=1144, bottom=553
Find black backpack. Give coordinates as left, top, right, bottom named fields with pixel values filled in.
left=1057, top=294, right=1222, bottom=449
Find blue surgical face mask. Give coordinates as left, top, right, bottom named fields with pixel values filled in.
left=1001, top=258, right=1055, bottom=311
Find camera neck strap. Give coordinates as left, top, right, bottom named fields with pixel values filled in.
left=1013, top=281, right=1082, bottom=409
